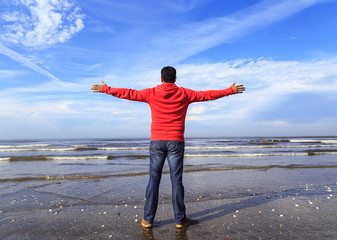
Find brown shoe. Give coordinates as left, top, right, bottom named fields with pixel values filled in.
left=141, top=219, right=152, bottom=228
left=176, top=218, right=190, bottom=229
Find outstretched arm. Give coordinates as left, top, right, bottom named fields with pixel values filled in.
left=187, top=81, right=245, bottom=103
left=90, top=81, right=150, bottom=102
left=91, top=81, right=107, bottom=93
left=230, top=81, right=245, bottom=94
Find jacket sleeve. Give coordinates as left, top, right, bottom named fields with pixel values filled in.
left=186, top=87, right=235, bottom=103
left=101, top=85, right=150, bottom=102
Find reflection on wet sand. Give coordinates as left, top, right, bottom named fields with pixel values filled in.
left=140, top=224, right=189, bottom=240
left=2, top=164, right=337, bottom=182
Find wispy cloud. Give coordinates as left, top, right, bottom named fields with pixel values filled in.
left=140, top=0, right=326, bottom=67
left=0, top=41, right=61, bottom=83
left=0, top=0, right=84, bottom=48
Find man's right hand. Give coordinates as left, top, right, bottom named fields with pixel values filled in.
left=230, top=81, right=245, bottom=94
left=91, top=81, right=107, bottom=93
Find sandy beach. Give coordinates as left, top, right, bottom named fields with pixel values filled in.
left=1, top=166, right=336, bottom=240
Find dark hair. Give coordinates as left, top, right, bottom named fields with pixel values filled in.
left=161, top=66, right=176, bottom=83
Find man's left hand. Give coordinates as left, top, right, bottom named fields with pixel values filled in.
left=231, top=81, right=245, bottom=94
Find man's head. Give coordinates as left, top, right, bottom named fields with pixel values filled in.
left=161, top=66, right=176, bottom=83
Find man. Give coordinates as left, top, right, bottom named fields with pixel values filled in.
left=91, top=66, right=245, bottom=229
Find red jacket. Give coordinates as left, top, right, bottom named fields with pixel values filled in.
left=101, top=83, right=235, bottom=141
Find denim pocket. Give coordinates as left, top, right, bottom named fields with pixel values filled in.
left=149, top=141, right=161, bottom=153
left=168, top=141, right=185, bottom=153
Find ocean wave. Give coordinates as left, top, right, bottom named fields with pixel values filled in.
left=185, top=144, right=337, bottom=150
left=98, top=147, right=148, bottom=151
left=289, top=139, right=337, bottom=144
left=0, top=144, right=52, bottom=149
left=0, top=148, right=77, bottom=152
left=185, top=151, right=337, bottom=158
left=0, top=146, right=148, bottom=152
left=0, top=155, right=108, bottom=162
left=1, top=149, right=337, bottom=162
left=321, top=140, right=337, bottom=144
left=254, top=139, right=290, bottom=143
left=49, top=156, right=109, bottom=161
left=1, top=144, right=336, bottom=153
left=0, top=154, right=150, bottom=162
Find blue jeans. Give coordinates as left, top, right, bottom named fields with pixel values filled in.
left=144, top=140, right=186, bottom=224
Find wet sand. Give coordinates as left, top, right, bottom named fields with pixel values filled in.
left=1, top=168, right=336, bottom=239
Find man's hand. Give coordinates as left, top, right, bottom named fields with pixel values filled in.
left=91, top=81, right=107, bottom=93
left=231, top=81, right=245, bottom=94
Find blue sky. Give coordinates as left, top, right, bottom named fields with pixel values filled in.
left=1, top=0, right=337, bottom=139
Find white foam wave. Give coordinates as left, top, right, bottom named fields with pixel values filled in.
left=185, top=151, right=337, bottom=158
left=0, top=156, right=109, bottom=162
left=49, top=156, right=108, bottom=161
left=0, top=148, right=77, bottom=152
left=98, top=147, right=148, bottom=151
left=1, top=144, right=336, bottom=153
left=289, top=139, right=337, bottom=144
left=0, top=144, right=52, bottom=149
left=186, top=144, right=337, bottom=150
left=321, top=140, right=337, bottom=144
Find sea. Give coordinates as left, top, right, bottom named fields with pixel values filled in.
left=1, top=136, right=337, bottom=183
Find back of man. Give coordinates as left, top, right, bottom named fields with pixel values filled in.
left=99, top=75, right=236, bottom=141
left=91, top=66, right=245, bottom=228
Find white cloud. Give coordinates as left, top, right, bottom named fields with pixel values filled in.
left=0, top=0, right=84, bottom=47
left=0, top=0, right=84, bottom=84
left=178, top=57, right=337, bottom=122
left=189, top=104, right=207, bottom=115
left=140, top=0, right=326, bottom=67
